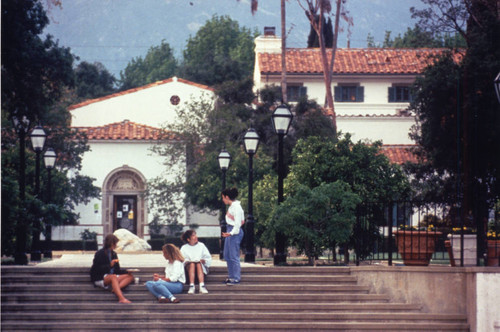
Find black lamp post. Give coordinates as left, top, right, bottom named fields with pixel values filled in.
left=243, top=128, right=260, bottom=263
left=29, top=125, right=47, bottom=261
left=271, top=104, right=293, bottom=265
left=218, top=148, right=231, bottom=259
left=12, top=115, right=30, bottom=265
left=43, top=148, right=57, bottom=259
left=494, top=72, right=500, bottom=103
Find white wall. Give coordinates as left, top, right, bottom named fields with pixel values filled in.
left=476, top=273, right=500, bottom=332
left=337, top=116, right=416, bottom=144
left=52, top=140, right=185, bottom=241
left=70, top=78, right=214, bottom=128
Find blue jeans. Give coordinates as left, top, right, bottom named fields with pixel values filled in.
left=145, top=280, right=183, bottom=299
left=224, top=225, right=243, bottom=281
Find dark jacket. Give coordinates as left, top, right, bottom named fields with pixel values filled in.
left=89, top=248, right=127, bottom=282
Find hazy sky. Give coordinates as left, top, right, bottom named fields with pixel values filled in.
left=43, top=0, right=425, bottom=78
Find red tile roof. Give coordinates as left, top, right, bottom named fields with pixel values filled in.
left=258, top=48, right=464, bottom=75
left=69, top=77, right=214, bottom=110
left=380, top=145, right=420, bottom=164
left=74, top=120, right=169, bottom=140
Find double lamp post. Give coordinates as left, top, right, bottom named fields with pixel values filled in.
left=12, top=118, right=57, bottom=264
left=217, top=104, right=293, bottom=265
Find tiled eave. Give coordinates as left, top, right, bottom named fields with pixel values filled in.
left=380, top=144, right=421, bottom=165
left=73, top=120, right=174, bottom=141
left=259, top=48, right=464, bottom=75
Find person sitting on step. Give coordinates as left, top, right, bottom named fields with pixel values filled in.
left=145, top=243, right=185, bottom=303
left=180, top=230, right=212, bottom=294
left=89, top=234, right=134, bottom=304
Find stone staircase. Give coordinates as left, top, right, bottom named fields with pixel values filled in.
left=1, top=265, right=469, bottom=331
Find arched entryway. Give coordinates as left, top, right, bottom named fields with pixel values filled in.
left=102, top=165, right=147, bottom=238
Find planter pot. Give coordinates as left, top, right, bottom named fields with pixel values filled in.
left=487, top=240, right=500, bottom=267
left=395, top=231, right=442, bottom=266
left=449, top=234, right=477, bottom=266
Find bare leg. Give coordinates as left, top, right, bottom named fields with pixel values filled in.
left=195, top=263, right=204, bottom=284
left=117, top=273, right=134, bottom=289
left=186, top=262, right=196, bottom=284
left=104, top=274, right=131, bottom=303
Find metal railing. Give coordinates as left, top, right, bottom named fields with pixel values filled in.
left=330, top=201, right=499, bottom=267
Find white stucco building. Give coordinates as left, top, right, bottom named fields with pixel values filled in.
left=51, top=77, right=219, bottom=244
left=253, top=29, right=448, bottom=145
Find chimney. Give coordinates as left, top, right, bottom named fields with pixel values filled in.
left=264, top=26, right=276, bottom=36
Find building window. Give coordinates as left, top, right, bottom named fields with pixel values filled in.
left=287, top=85, right=307, bottom=102
left=334, top=85, right=364, bottom=102
left=388, top=86, right=413, bottom=102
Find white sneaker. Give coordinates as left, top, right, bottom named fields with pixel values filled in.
left=199, top=285, right=208, bottom=294
left=188, top=285, right=195, bottom=294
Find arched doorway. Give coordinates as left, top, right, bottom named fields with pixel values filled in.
left=102, top=165, right=147, bottom=238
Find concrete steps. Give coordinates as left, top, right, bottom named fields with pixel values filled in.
left=1, top=265, right=469, bottom=331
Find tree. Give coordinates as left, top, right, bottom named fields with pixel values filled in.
left=119, top=40, right=177, bottom=90
left=274, top=135, right=411, bottom=260
left=297, top=0, right=353, bottom=133
left=75, top=62, right=116, bottom=100
left=379, top=25, right=466, bottom=48
left=1, top=0, right=74, bottom=122
left=180, top=15, right=257, bottom=86
left=1, top=0, right=100, bottom=258
left=307, top=15, right=334, bottom=48
left=272, top=182, right=360, bottom=265
left=408, top=0, right=500, bottom=251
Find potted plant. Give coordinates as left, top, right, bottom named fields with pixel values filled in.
left=395, top=225, right=442, bottom=266
left=487, top=220, right=500, bottom=266
left=80, top=229, right=97, bottom=252
left=447, top=227, right=477, bottom=266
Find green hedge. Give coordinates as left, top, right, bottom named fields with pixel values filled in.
left=148, top=237, right=220, bottom=254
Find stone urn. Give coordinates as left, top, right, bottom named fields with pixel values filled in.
left=395, top=230, right=442, bottom=266
left=449, top=234, right=477, bottom=266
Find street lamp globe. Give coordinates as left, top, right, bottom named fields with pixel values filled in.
left=243, top=128, right=260, bottom=155
left=494, top=72, right=500, bottom=103
left=12, top=115, right=30, bottom=133
left=30, top=126, right=47, bottom=152
left=218, top=149, right=231, bottom=170
left=271, top=104, right=293, bottom=135
left=43, top=148, right=57, bottom=169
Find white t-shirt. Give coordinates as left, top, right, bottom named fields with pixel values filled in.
left=181, top=242, right=212, bottom=274
left=225, top=200, right=245, bottom=235
left=164, top=260, right=186, bottom=283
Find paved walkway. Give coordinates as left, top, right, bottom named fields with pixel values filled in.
left=35, top=251, right=264, bottom=268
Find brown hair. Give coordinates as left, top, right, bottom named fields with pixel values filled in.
left=103, top=234, right=119, bottom=249
left=180, top=229, right=196, bottom=243
left=221, top=187, right=238, bottom=200
left=162, top=243, right=184, bottom=262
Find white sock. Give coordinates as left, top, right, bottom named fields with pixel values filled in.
left=200, top=283, right=205, bottom=287
left=189, top=284, right=195, bottom=287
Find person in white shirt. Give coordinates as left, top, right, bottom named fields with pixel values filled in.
left=221, top=187, right=245, bottom=285
left=145, top=243, right=185, bottom=303
left=180, top=230, right=212, bottom=294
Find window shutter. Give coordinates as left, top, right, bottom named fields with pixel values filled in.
left=388, top=87, right=395, bottom=102
left=334, top=86, right=341, bottom=102
left=300, top=86, right=307, bottom=98
left=356, top=86, right=364, bottom=102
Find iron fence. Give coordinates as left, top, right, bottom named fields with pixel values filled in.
left=331, top=201, right=499, bottom=267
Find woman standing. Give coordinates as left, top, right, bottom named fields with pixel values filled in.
left=90, top=234, right=134, bottom=304
left=145, top=244, right=185, bottom=303
left=221, top=187, right=245, bottom=285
